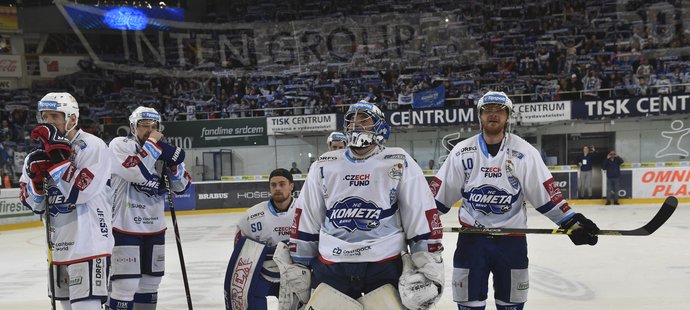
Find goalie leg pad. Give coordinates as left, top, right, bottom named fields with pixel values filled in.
left=224, top=237, right=271, bottom=310
left=306, top=283, right=363, bottom=310
left=357, top=284, right=405, bottom=310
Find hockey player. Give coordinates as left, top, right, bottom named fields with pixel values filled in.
left=286, top=101, right=444, bottom=310
left=326, top=131, right=347, bottom=151
left=20, top=92, right=114, bottom=310
left=108, top=106, right=191, bottom=310
left=224, top=168, right=297, bottom=310
left=432, top=91, right=600, bottom=310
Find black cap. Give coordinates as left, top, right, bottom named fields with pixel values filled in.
left=269, top=168, right=294, bottom=183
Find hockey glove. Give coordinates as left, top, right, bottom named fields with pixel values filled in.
left=157, top=141, right=185, bottom=165
left=31, top=124, right=71, bottom=163
left=25, top=149, right=52, bottom=193
left=273, top=242, right=311, bottom=310
left=399, top=251, right=444, bottom=310
left=560, top=213, right=599, bottom=246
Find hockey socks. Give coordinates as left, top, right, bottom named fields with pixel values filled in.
left=109, top=298, right=133, bottom=310
left=133, top=292, right=157, bottom=310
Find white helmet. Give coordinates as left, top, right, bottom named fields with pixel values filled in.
left=477, top=91, right=513, bottom=131
left=129, top=106, right=161, bottom=142
left=344, top=101, right=390, bottom=148
left=37, top=92, right=80, bottom=135
left=327, top=131, right=347, bottom=146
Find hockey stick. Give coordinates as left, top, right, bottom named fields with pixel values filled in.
left=163, top=166, right=194, bottom=310
left=43, top=179, right=56, bottom=310
left=443, top=196, right=678, bottom=236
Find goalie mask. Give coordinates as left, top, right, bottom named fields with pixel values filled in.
left=129, top=106, right=161, bottom=144
left=37, top=92, right=80, bottom=136
left=344, top=101, right=390, bottom=148
left=477, top=91, right=513, bottom=133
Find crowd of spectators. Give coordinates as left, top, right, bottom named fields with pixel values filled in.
left=2, top=0, right=690, bottom=183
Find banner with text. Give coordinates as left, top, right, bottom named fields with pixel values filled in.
left=514, top=101, right=571, bottom=124
left=632, top=167, right=690, bottom=198
left=412, top=84, right=445, bottom=109
left=572, top=94, right=690, bottom=119
left=267, top=114, right=337, bottom=135
left=385, top=107, right=476, bottom=127
left=0, top=55, right=22, bottom=78
left=39, top=55, right=89, bottom=78
left=0, top=188, right=40, bottom=225
left=160, top=118, right=268, bottom=148
left=195, top=181, right=304, bottom=210
left=163, top=184, right=196, bottom=211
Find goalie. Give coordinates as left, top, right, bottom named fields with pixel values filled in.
left=224, top=169, right=300, bottom=310
left=287, top=102, right=445, bottom=310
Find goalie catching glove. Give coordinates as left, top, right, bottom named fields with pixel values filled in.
left=398, top=251, right=444, bottom=310
left=273, top=242, right=311, bottom=310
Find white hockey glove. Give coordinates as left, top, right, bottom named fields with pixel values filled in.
left=273, top=242, right=311, bottom=310
left=398, top=251, right=444, bottom=310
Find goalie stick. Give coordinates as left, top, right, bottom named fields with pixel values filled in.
left=443, top=196, right=678, bottom=236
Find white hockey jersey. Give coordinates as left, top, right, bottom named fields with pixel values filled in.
left=236, top=198, right=296, bottom=247
left=432, top=133, right=575, bottom=230
left=290, top=146, right=443, bottom=265
left=109, top=137, right=192, bottom=234
left=20, top=129, right=114, bottom=264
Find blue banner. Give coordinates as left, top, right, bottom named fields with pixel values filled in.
left=164, top=184, right=196, bottom=211
left=412, top=85, right=445, bottom=109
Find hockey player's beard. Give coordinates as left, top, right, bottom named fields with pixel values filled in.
left=482, top=120, right=506, bottom=137
left=272, top=192, right=289, bottom=204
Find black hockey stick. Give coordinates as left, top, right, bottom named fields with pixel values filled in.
left=43, top=179, right=56, bottom=310
left=443, top=196, right=678, bottom=236
left=163, top=167, right=194, bottom=310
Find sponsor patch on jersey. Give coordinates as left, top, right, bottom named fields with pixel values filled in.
left=467, top=185, right=517, bottom=215
left=429, top=177, right=442, bottom=196
left=383, top=154, right=406, bottom=160
left=331, top=245, right=372, bottom=257
left=543, top=178, right=565, bottom=206
left=456, top=146, right=478, bottom=156
left=290, top=208, right=302, bottom=239
left=75, top=168, right=94, bottom=191
left=139, top=149, right=148, bottom=158
left=425, top=209, right=443, bottom=239
left=62, top=164, right=77, bottom=183
left=329, top=197, right=382, bottom=232
left=133, top=176, right=162, bottom=197
left=75, top=139, right=87, bottom=150
left=480, top=166, right=502, bottom=178
left=388, top=163, right=403, bottom=179
left=318, top=156, right=338, bottom=162
left=511, top=149, right=524, bottom=159
left=343, top=174, right=370, bottom=186
left=122, top=155, right=141, bottom=168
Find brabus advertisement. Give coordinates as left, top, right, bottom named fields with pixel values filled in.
left=194, top=181, right=304, bottom=210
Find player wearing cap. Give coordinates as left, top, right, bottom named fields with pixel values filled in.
left=20, top=92, right=114, bottom=309
left=224, top=168, right=298, bottom=310
left=107, top=106, right=191, bottom=310
left=432, top=91, right=599, bottom=310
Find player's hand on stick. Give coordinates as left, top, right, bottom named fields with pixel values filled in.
left=26, top=149, right=52, bottom=194
left=398, top=251, right=444, bottom=310
left=561, top=213, right=599, bottom=245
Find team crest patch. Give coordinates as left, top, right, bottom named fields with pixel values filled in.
left=329, top=197, right=382, bottom=232
left=467, top=185, right=516, bottom=215
left=122, top=155, right=141, bottom=168
left=429, top=177, right=442, bottom=196
left=388, top=163, right=403, bottom=179
left=75, top=168, right=94, bottom=191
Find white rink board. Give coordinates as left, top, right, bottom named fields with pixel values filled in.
left=0, top=202, right=688, bottom=310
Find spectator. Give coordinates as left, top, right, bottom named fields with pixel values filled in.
left=603, top=150, right=624, bottom=205
left=577, top=145, right=594, bottom=199
left=289, top=162, right=302, bottom=174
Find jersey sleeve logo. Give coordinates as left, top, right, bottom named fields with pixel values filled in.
left=429, top=177, right=442, bottom=196
left=466, top=185, right=518, bottom=215
left=328, top=197, right=382, bottom=232
left=75, top=168, right=94, bottom=191
left=122, top=155, right=141, bottom=168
